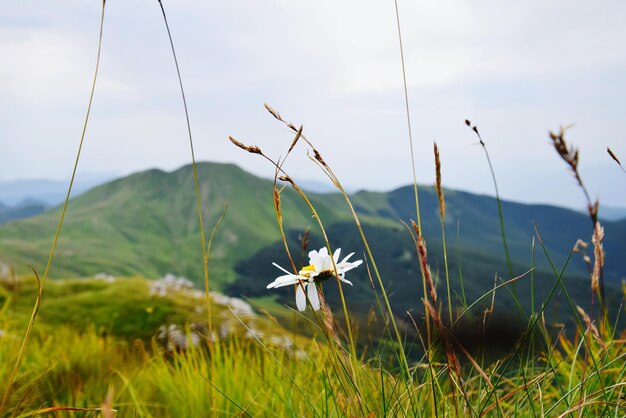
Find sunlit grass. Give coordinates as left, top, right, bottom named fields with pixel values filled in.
left=0, top=277, right=624, bottom=417
left=1, top=1, right=625, bottom=417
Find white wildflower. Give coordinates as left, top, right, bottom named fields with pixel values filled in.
left=267, top=247, right=362, bottom=311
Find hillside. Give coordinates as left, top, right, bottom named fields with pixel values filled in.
left=0, top=162, right=623, bottom=325
left=0, top=200, right=47, bottom=225
left=0, top=163, right=361, bottom=287
left=351, top=186, right=626, bottom=283
left=0, top=177, right=112, bottom=206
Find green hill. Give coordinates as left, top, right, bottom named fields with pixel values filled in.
left=0, top=162, right=623, bottom=326
left=0, top=200, right=47, bottom=225
left=0, top=163, right=360, bottom=287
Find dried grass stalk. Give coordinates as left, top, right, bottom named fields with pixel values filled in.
left=321, top=300, right=342, bottom=349
left=273, top=187, right=282, bottom=224
left=228, top=136, right=262, bottom=155
left=434, top=142, right=445, bottom=220
left=300, top=227, right=310, bottom=257
left=576, top=305, right=606, bottom=350
left=264, top=103, right=282, bottom=121
left=548, top=127, right=598, bottom=223
left=411, top=221, right=438, bottom=306
left=607, top=147, right=621, bottom=164
left=573, top=239, right=588, bottom=253
left=608, top=147, right=626, bottom=172
left=288, top=125, right=303, bottom=153
left=313, top=149, right=327, bottom=167
left=278, top=175, right=297, bottom=188
left=591, top=222, right=605, bottom=294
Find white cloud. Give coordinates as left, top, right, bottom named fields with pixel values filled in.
left=0, top=27, right=137, bottom=104
left=1, top=0, right=625, bottom=208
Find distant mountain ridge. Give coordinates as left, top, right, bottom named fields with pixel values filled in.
left=598, top=205, right=626, bottom=222
left=0, top=175, right=114, bottom=206
left=0, top=162, right=623, bottom=322
left=0, top=199, right=48, bottom=225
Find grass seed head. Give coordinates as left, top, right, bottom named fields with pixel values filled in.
left=299, top=227, right=310, bottom=256
left=228, top=136, right=262, bottom=155
left=464, top=119, right=484, bottom=145
left=288, top=125, right=303, bottom=153
left=313, top=149, right=328, bottom=167
left=607, top=147, right=621, bottom=165
left=591, top=222, right=605, bottom=294
left=434, top=142, right=445, bottom=220
left=549, top=127, right=580, bottom=173
left=573, top=239, right=588, bottom=253
left=273, top=187, right=282, bottom=222
left=278, top=175, right=295, bottom=187
left=576, top=305, right=606, bottom=350
left=607, top=147, right=626, bottom=173
left=412, top=220, right=439, bottom=306
left=264, top=103, right=282, bottom=121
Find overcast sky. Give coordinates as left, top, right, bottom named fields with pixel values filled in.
left=1, top=0, right=625, bottom=210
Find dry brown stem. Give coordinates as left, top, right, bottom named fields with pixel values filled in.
left=228, top=136, right=262, bottom=155
left=434, top=142, right=445, bottom=220
left=607, top=147, right=625, bottom=172
left=591, top=222, right=605, bottom=295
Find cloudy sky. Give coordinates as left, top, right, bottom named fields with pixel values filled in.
left=1, top=0, right=625, bottom=209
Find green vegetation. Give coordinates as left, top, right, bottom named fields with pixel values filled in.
left=1, top=270, right=624, bottom=416
left=2, top=1, right=625, bottom=416
left=0, top=201, right=46, bottom=225
left=0, top=162, right=623, bottom=298
left=0, top=163, right=359, bottom=287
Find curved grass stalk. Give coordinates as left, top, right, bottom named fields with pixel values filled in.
left=392, top=0, right=431, bottom=354
left=227, top=138, right=366, bottom=409
left=308, top=154, right=412, bottom=382
left=156, top=0, right=211, bottom=336
left=477, top=248, right=578, bottom=415
left=434, top=143, right=453, bottom=323
left=206, top=203, right=228, bottom=338
left=155, top=2, right=218, bottom=411
left=228, top=307, right=323, bottom=417
left=455, top=221, right=468, bottom=308
left=249, top=108, right=413, bottom=383
left=278, top=177, right=362, bottom=390
left=0, top=2, right=107, bottom=413
left=532, top=232, right=609, bottom=406
left=465, top=121, right=514, bottom=281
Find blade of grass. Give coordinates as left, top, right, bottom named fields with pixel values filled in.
left=0, top=2, right=107, bottom=412
left=465, top=120, right=514, bottom=281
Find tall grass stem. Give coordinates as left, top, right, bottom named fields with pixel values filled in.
left=0, top=2, right=106, bottom=412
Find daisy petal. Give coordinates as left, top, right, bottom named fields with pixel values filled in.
left=333, top=248, right=341, bottom=262
left=308, top=283, right=320, bottom=310
left=268, top=275, right=301, bottom=289
left=272, top=262, right=293, bottom=275
left=339, top=275, right=353, bottom=286
left=296, top=283, right=306, bottom=311
left=340, top=252, right=355, bottom=263
left=308, top=250, right=322, bottom=270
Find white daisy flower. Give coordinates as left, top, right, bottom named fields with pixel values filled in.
left=266, top=247, right=362, bottom=311
left=301, top=247, right=363, bottom=285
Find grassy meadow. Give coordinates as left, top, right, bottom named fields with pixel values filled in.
left=1, top=1, right=626, bottom=417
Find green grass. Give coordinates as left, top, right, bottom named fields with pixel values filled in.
left=1, top=274, right=624, bottom=417
left=1, top=163, right=624, bottom=290
left=2, top=2, right=625, bottom=416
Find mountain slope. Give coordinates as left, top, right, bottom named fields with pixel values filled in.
left=0, top=162, right=623, bottom=300
left=351, top=186, right=624, bottom=283
left=0, top=200, right=47, bottom=225
left=0, top=163, right=362, bottom=286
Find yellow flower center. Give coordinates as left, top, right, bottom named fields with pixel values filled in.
left=301, top=265, right=316, bottom=278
